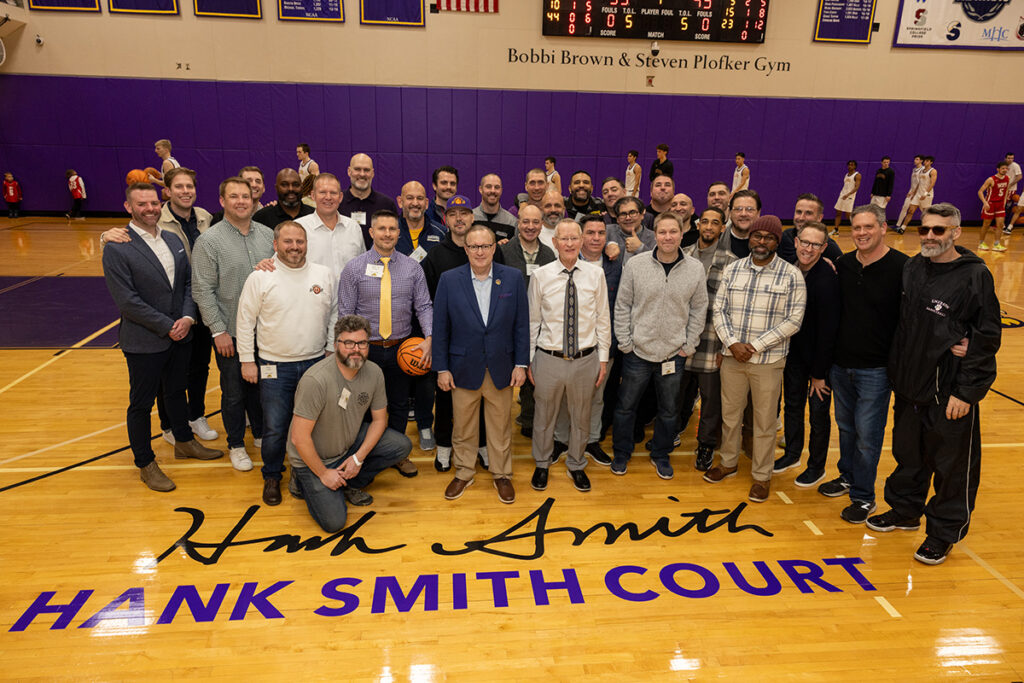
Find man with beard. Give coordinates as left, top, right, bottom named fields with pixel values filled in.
left=606, top=196, right=656, bottom=267
left=647, top=175, right=675, bottom=219
left=396, top=180, right=446, bottom=260
left=706, top=215, right=805, bottom=503
left=236, top=221, right=338, bottom=505
left=538, top=190, right=566, bottom=250
left=565, top=170, right=605, bottom=221
left=339, top=153, right=398, bottom=249
left=869, top=203, right=1000, bottom=566
left=720, top=189, right=761, bottom=258
left=473, top=173, right=517, bottom=243
left=287, top=315, right=412, bottom=533
left=707, top=181, right=731, bottom=220
left=778, top=193, right=842, bottom=264
left=253, top=168, right=315, bottom=229
left=425, top=165, right=459, bottom=232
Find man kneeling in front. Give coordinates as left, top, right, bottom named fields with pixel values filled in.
left=288, top=315, right=412, bottom=532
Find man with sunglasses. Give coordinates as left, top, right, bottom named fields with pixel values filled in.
left=868, top=204, right=1000, bottom=565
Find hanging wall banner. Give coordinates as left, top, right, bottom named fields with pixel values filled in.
left=194, top=0, right=261, bottom=18
left=110, top=0, right=179, bottom=14
left=893, top=0, right=1024, bottom=50
left=360, top=0, right=425, bottom=26
left=813, top=0, right=877, bottom=43
left=28, top=0, right=101, bottom=11
left=278, top=0, right=344, bottom=22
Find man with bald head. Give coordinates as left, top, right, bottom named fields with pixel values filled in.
left=339, top=153, right=399, bottom=248
left=253, top=168, right=315, bottom=229
left=671, top=192, right=699, bottom=245
left=473, top=173, right=517, bottom=243
left=396, top=180, right=446, bottom=261
left=539, top=190, right=566, bottom=250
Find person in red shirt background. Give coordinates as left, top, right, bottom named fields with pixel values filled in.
left=3, top=172, right=22, bottom=218
left=66, top=169, right=86, bottom=220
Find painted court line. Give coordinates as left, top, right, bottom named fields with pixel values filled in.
left=960, top=543, right=1024, bottom=601
left=776, top=491, right=792, bottom=504
left=0, top=319, right=120, bottom=396
left=803, top=520, right=823, bottom=536
left=874, top=596, right=902, bottom=618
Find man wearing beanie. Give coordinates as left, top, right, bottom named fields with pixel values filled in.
left=707, top=215, right=806, bottom=502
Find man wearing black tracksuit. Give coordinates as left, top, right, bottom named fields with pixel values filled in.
left=868, top=203, right=1001, bottom=566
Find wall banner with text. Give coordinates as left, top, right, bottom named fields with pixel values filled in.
left=278, top=0, right=344, bottom=22
left=814, top=0, right=877, bottom=43
left=893, top=0, right=1024, bottom=50
left=110, top=0, right=179, bottom=14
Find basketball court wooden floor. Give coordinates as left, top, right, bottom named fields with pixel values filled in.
left=1, top=217, right=1023, bottom=681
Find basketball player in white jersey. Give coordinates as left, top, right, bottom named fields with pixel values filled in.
left=732, top=152, right=750, bottom=198
left=544, top=156, right=561, bottom=195
left=897, top=156, right=937, bottom=233
left=893, top=155, right=924, bottom=234
left=149, top=139, right=181, bottom=191
left=297, top=143, right=320, bottom=182
left=625, top=150, right=641, bottom=198
left=832, top=160, right=861, bottom=235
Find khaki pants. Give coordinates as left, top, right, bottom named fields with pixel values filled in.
left=452, top=370, right=512, bottom=481
left=719, top=356, right=785, bottom=482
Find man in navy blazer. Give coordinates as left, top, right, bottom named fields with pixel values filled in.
left=433, top=224, right=530, bottom=504
left=102, top=183, right=222, bottom=492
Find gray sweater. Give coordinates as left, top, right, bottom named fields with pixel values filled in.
left=614, top=249, right=708, bottom=362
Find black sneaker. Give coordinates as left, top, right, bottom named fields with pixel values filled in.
left=550, top=440, right=568, bottom=464
left=914, top=536, right=953, bottom=565
left=567, top=469, right=591, bottom=492
left=840, top=499, right=877, bottom=524
left=866, top=509, right=921, bottom=533
left=585, top=442, right=612, bottom=465
left=817, top=476, right=850, bottom=498
left=651, top=458, right=674, bottom=480
left=694, top=444, right=714, bottom=472
left=794, top=469, right=826, bottom=488
left=645, top=434, right=681, bottom=451
left=610, top=458, right=627, bottom=475
left=772, top=453, right=800, bottom=474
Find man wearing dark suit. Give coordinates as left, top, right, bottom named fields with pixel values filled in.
left=434, top=224, right=530, bottom=504
left=102, top=183, right=222, bottom=492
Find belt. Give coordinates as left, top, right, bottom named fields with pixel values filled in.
left=369, top=337, right=407, bottom=349
left=537, top=346, right=596, bottom=361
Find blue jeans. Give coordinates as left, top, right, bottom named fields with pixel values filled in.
left=259, top=357, right=320, bottom=481
left=830, top=365, right=891, bottom=503
left=214, top=341, right=263, bottom=449
left=612, top=352, right=684, bottom=464
left=293, top=423, right=411, bottom=533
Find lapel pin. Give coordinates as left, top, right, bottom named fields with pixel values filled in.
left=495, top=279, right=501, bottom=285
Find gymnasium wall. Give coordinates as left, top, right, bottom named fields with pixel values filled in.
left=0, top=0, right=1022, bottom=215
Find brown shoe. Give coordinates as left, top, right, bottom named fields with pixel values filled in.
left=139, top=462, right=176, bottom=492
left=703, top=465, right=738, bottom=483
left=494, top=477, right=515, bottom=504
left=262, top=479, right=282, bottom=506
left=444, top=477, right=474, bottom=501
left=393, top=456, right=418, bottom=478
left=174, top=438, right=223, bottom=460
left=749, top=480, right=771, bottom=503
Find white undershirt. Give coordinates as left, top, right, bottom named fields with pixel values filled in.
left=130, top=222, right=175, bottom=285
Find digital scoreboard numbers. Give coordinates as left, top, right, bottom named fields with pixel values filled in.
left=542, top=0, right=769, bottom=43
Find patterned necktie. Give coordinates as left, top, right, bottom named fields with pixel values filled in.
left=563, top=268, right=578, bottom=357
left=379, top=257, right=392, bottom=340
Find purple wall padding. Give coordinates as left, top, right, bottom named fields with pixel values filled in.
left=1, top=73, right=1022, bottom=221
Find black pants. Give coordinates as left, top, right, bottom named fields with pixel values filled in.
left=368, top=344, right=416, bottom=434
left=884, top=396, right=981, bottom=545
left=434, top=386, right=486, bottom=449
left=157, top=320, right=213, bottom=429
left=600, top=348, right=623, bottom=438
left=69, top=197, right=83, bottom=218
left=679, top=369, right=723, bottom=448
left=782, top=354, right=832, bottom=471
left=124, top=343, right=192, bottom=468
left=214, top=340, right=263, bottom=449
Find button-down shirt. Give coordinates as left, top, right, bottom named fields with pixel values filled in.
left=713, top=254, right=806, bottom=364
left=471, top=266, right=494, bottom=326
left=337, top=246, right=433, bottom=341
left=297, top=211, right=366, bottom=278
left=129, top=222, right=175, bottom=285
left=191, top=219, right=275, bottom=337
left=528, top=258, right=611, bottom=362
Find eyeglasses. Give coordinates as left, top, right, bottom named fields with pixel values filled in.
left=749, top=232, right=778, bottom=243
left=917, top=226, right=948, bottom=236
left=618, top=210, right=642, bottom=218
left=336, top=339, right=370, bottom=349
left=796, top=237, right=825, bottom=249
left=555, top=236, right=582, bottom=243
left=732, top=206, right=758, bottom=214
left=465, top=243, right=495, bottom=252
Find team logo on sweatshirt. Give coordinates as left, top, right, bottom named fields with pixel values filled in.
left=310, top=284, right=323, bottom=295
left=926, top=299, right=950, bottom=317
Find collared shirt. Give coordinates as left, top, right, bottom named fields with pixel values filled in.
left=471, top=265, right=494, bottom=326
left=713, top=254, right=806, bottom=364
left=528, top=258, right=612, bottom=362
left=191, top=219, right=275, bottom=337
left=337, top=246, right=433, bottom=341
left=682, top=239, right=738, bottom=373
left=167, top=208, right=201, bottom=248
left=252, top=201, right=314, bottom=230
left=579, top=250, right=623, bottom=341
left=129, top=222, right=175, bottom=285
left=297, top=211, right=366, bottom=278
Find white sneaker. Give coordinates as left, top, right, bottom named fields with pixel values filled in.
left=478, top=446, right=489, bottom=468
left=254, top=438, right=263, bottom=448
left=419, top=428, right=436, bottom=451
left=162, top=430, right=175, bottom=445
left=229, top=447, right=253, bottom=472
left=189, top=417, right=218, bottom=441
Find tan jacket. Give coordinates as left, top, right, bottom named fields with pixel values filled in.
left=158, top=202, right=213, bottom=260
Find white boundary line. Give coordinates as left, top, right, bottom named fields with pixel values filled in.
left=874, top=596, right=902, bottom=618
left=960, top=543, right=1024, bottom=601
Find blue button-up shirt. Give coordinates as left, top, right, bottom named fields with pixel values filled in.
left=471, top=266, right=493, bottom=326
left=337, top=246, right=433, bottom=341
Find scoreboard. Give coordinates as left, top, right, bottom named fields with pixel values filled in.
left=542, top=0, right=769, bottom=44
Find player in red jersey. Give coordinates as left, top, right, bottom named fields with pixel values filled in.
left=977, top=161, right=1010, bottom=252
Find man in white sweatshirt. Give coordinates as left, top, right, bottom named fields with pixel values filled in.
left=237, top=221, right=338, bottom=506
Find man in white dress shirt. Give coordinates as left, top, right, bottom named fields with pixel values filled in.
left=296, top=173, right=365, bottom=277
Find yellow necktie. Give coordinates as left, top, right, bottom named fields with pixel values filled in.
left=379, top=257, right=392, bottom=340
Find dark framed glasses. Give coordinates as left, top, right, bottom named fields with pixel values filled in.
left=917, top=226, right=948, bottom=236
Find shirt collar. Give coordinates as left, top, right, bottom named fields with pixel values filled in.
left=471, top=265, right=494, bottom=282
left=129, top=222, right=161, bottom=240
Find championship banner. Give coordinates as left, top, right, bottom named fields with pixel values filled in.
left=814, top=0, right=878, bottom=43
left=893, top=0, right=1024, bottom=50
left=28, top=0, right=101, bottom=11
left=360, top=0, right=425, bottom=26
left=278, top=0, right=344, bottom=22
left=194, top=0, right=261, bottom=18
left=110, top=0, right=179, bottom=14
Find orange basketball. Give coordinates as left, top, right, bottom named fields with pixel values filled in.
left=397, top=337, right=428, bottom=376
left=144, top=166, right=161, bottom=181
left=1012, top=193, right=1021, bottom=204
left=125, top=169, right=149, bottom=185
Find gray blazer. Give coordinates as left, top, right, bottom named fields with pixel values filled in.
left=501, top=239, right=556, bottom=281
left=102, top=227, right=197, bottom=354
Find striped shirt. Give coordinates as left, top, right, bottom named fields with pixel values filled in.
left=682, top=240, right=738, bottom=373
left=191, top=219, right=274, bottom=337
left=713, top=253, right=806, bottom=364
left=337, top=247, right=433, bottom=341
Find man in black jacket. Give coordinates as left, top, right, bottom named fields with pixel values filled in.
left=867, top=203, right=1001, bottom=566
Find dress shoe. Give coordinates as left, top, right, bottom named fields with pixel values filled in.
left=703, top=465, right=738, bottom=483
left=174, top=439, right=223, bottom=460
left=139, top=462, right=175, bottom=492
left=531, top=467, right=549, bottom=491
left=550, top=440, right=568, bottom=464
left=434, top=446, right=452, bottom=472
left=567, top=469, right=591, bottom=492
left=748, top=480, right=770, bottom=503
left=262, top=479, right=282, bottom=506
left=393, top=456, right=419, bottom=478
left=444, top=477, right=474, bottom=501
left=585, top=442, right=611, bottom=465
left=494, top=477, right=515, bottom=504
left=189, top=417, right=219, bottom=441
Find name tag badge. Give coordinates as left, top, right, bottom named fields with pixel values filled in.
left=352, top=211, right=367, bottom=226
left=526, top=263, right=538, bottom=276
left=427, top=235, right=441, bottom=242
left=338, top=387, right=351, bottom=409
left=260, top=364, right=278, bottom=380
left=410, top=246, right=427, bottom=263
left=365, top=263, right=384, bottom=278
left=661, top=360, right=676, bottom=376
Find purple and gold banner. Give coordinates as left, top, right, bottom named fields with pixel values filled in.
left=360, top=0, right=424, bottom=26
left=813, top=0, right=877, bottom=43
left=110, top=0, right=179, bottom=14
left=28, top=0, right=101, bottom=11
left=278, top=0, right=344, bottom=22
left=194, top=0, right=261, bottom=18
